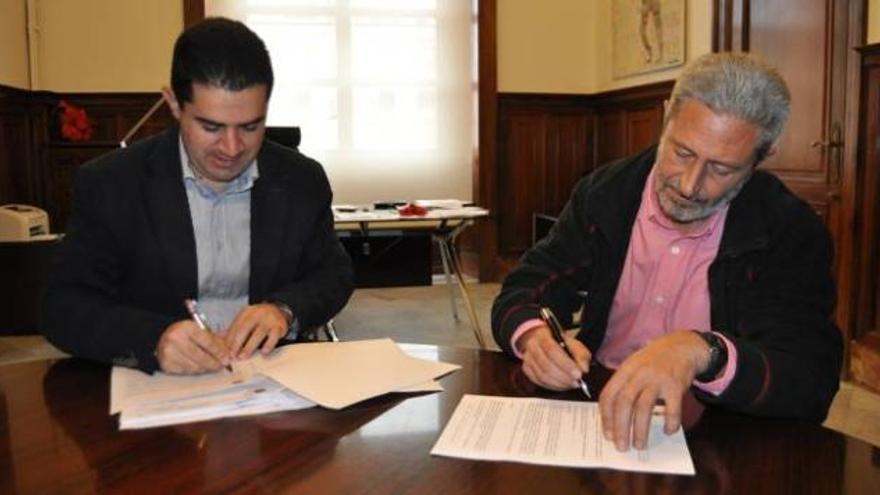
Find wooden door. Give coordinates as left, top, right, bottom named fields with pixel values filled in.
left=717, top=0, right=847, bottom=244
left=850, top=45, right=880, bottom=392
left=715, top=0, right=868, bottom=382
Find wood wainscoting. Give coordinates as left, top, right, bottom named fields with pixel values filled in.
left=0, top=85, right=34, bottom=207
left=495, top=81, right=673, bottom=262
left=0, top=84, right=173, bottom=231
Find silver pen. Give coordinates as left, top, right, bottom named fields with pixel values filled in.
left=540, top=307, right=591, bottom=398
left=184, top=298, right=231, bottom=372
left=184, top=298, right=212, bottom=332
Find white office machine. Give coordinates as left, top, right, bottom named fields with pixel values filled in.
left=0, top=204, right=51, bottom=241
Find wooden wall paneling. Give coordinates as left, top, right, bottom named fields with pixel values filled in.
left=713, top=0, right=749, bottom=52
left=498, top=110, right=547, bottom=255
left=593, top=80, right=672, bottom=165
left=625, top=106, right=664, bottom=156
left=833, top=0, right=867, bottom=347
left=475, top=0, right=499, bottom=281
left=40, top=145, right=114, bottom=232
left=182, top=0, right=205, bottom=28
left=5, top=91, right=175, bottom=232
left=0, top=85, right=33, bottom=205
left=546, top=113, right=593, bottom=214
left=594, top=110, right=625, bottom=165
left=496, top=94, right=596, bottom=257
left=494, top=83, right=671, bottom=261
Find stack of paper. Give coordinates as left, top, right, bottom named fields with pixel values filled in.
left=112, top=371, right=314, bottom=429
left=111, top=338, right=459, bottom=430
left=431, top=395, right=695, bottom=475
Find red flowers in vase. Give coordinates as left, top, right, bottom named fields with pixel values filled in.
left=58, top=100, right=94, bottom=142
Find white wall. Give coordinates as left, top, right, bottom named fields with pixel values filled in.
left=497, top=0, right=600, bottom=93
left=870, top=0, right=880, bottom=44
left=30, top=0, right=181, bottom=92
left=0, top=0, right=30, bottom=89
left=498, top=0, right=714, bottom=94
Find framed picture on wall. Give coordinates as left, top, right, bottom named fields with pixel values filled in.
left=612, top=0, right=686, bottom=78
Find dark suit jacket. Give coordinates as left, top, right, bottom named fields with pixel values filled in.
left=41, top=127, right=354, bottom=372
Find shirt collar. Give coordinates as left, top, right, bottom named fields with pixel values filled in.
left=642, top=165, right=727, bottom=239
left=178, top=136, right=259, bottom=195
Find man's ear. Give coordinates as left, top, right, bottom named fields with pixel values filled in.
left=161, top=86, right=182, bottom=120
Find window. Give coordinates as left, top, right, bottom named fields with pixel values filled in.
left=206, top=0, right=476, bottom=203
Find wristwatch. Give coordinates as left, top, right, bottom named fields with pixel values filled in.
left=693, top=331, right=729, bottom=383
left=270, top=301, right=300, bottom=341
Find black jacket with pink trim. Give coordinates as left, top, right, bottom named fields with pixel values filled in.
left=491, top=146, right=842, bottom=421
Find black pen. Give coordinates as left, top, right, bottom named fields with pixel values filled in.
left=540, top=307, right=591, bottom=398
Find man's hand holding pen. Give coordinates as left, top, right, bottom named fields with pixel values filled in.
left=517, top=318, right=592, bottom=393
left=156, top=320, right=232, bottom=374
left=157, top=300, right=290, bottom=374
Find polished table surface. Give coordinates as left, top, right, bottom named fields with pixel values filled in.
left=1, top=344, right=878, bottom=494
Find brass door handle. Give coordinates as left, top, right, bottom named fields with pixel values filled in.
left=813, top=123, right=844, bottom=184
left=811, top=140, right=843, bottom=148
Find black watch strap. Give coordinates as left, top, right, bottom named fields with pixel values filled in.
left=268, top=301, right=299, bottom=341
left=693, top=331, right=729, bottom=383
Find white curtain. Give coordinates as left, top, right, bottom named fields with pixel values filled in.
left=206, top=0, right=476, bottom=204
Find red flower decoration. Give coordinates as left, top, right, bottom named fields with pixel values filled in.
left=398, top=203, right=428, bottom=216
left=58, top=100, right=94, bottom=142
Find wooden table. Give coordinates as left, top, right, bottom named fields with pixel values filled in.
left=1, top=345, right=878, bottom=494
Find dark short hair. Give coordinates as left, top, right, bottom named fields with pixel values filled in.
left=171, top=17, right=274, bottom=104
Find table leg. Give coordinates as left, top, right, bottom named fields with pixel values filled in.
left=441, top=227, right=487, bottom=349
left=435, top=236, right=460, bottom=322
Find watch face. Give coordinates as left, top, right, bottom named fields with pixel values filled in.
left=695, top=331, right=728, bottom=383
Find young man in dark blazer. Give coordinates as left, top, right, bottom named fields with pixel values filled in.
left=42, top=18, right=353, bottom=375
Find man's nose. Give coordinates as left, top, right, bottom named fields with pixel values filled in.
left=218, top=129, right=243, bottom=156
left=678, top=162, right=705, bottom=198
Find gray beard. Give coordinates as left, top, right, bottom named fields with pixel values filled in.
left=654, top=173, right=750, bottom=224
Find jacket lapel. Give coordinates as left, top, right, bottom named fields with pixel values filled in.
left=717, top=172, right=771, bottom=258
left=249, top=155, right=290, bottom=299
left=589, top=147, right=655, bottom=257
left=143, top=128, right=198, bottom=300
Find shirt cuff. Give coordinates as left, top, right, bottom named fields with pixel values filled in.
left=510, top=318, right=547, bottom=359
left=692, top=332, right=738, bottom=396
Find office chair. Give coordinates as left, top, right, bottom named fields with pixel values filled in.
left=296, top=320, right=340, bottom=343
left=265, top=126, right=302, bottom=150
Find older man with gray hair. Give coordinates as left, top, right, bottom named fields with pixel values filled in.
left=492, top=52, right=842, bottom=451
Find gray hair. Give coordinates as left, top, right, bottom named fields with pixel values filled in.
left=665, top=52, right=790, bottom=163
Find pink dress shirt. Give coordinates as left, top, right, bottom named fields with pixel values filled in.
left=512, top=167, right=738, bottom=395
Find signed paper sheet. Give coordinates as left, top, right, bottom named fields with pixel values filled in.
left=431, top=394, right=695, bottom=475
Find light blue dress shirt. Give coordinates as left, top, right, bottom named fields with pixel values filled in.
left=180, top=139, right=257, bottom=331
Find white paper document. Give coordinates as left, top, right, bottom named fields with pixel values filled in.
left=111, top=367, right=316, bottom=430
left=431, top=394, right=695, bottom=475
left=111, top=338, right=457, bottom=429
